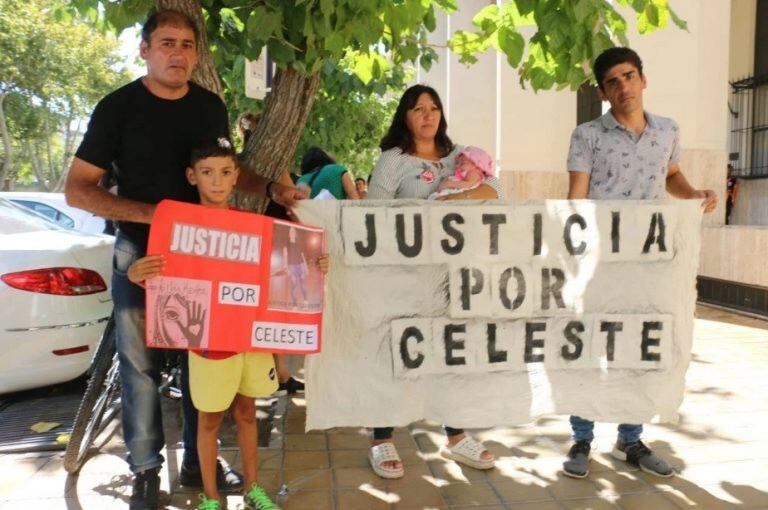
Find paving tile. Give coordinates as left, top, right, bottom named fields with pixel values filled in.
left=6, top=306, right=768, bottom=510
left=561, top=498, right=622, bottom=510
left=545, top=476, right=604, bottom=500
left=385, top=463, right=433, bottom=488
left=283, top=468, right=333, bottom=490
left=335, top=488, right=390, bottom=509
left=491, top=478, right=553, bottom=503
left=590, top=470, right=651, bottom=495
left=40, top=495, right=122, bottom=510
left=279, top=489, right=333, bottom=510
left=285, top=433, right=328, bottom=451
left=283, top=451, right=330, bottom=470
left=711, top=480, right=768, bottom=507
left=428, top=459, right=489, bottom=484
left=330, top=450, right=370, bottom=469
left=388, top=483, right=446, bottom=509
left=397, top=448, right=428, bottom=466
left=661, top=486, right=746, bottom=509
left=333, top=467, right=387, bottom=489
left=439, top=482, right=502, bottom=507
left=2, top=473, right=74, bottom=501
left=258, top=450, right=283, bottom=470
left=491, top=502, right=560, bottom=510
left=614, top=492, right=680, bottom=510
left=327, top=433, right=371, bottom=450
left=256, top=469, right=282, bottom=493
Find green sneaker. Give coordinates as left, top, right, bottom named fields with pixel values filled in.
left=196, top=494, right=223, bottom=510
left=243, top=484, right=280, bottom=510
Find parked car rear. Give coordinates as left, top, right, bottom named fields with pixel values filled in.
left=0, top=198, right=113, bottom=394
left=0, top=191, right=110, bottom=235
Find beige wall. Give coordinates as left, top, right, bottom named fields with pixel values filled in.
left=730, top=0, right=757, bottom=80
left=700, top=225, right=768, bottom=287
left=726, top=0, right=766, bottom=226
left=732, top=179, right=768, bottom=225
left=417, top=0, right=730, bottom=210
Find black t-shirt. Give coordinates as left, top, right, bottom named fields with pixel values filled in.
left=76, top=79, right=229, bottom=244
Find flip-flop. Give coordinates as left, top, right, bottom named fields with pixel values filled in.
left=369, top=442, right=405, bottom=479
left=441, top=436, right=495, bottom=470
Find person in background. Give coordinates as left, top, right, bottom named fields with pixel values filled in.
left=355, top=177, right=368, bottom=199
left=726, top=164, right=739, bottom=225
left=296, top=146, right=360, bottom=199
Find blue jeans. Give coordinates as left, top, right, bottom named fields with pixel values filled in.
left=570, top=415, right=643, bottom=444
left=112, top=234, right=199, bottom=473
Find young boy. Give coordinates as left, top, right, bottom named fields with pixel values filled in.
left=128, top=138, right=328, bottom=510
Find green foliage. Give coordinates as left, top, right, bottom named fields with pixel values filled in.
left=0, top=0, right=129, bottom=188
left=449, top=0, right=686, bottom=91
left=293, top=59, right=407, bottom=179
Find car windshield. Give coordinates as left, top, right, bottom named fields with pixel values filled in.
left=0, top=198, right=67, bottom=235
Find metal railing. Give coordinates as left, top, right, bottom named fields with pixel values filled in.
left=728, top=74, right=768, bottom=179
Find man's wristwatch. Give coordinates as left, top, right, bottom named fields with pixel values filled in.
left=266, top=181, right=276, bottom=199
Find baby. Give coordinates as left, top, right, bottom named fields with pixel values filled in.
left=430, top=146, right=494, bottom=199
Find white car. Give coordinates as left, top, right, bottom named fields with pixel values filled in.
left=0, top=191, right=110, bottom=235
left=0, top=198, right=114, bottom=394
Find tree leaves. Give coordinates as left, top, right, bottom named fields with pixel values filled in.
left=449, top=0, right=686, bottom=91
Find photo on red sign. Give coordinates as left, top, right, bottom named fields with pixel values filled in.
left=268, top=221, right=325, bottom=313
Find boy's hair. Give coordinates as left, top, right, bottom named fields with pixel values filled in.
left=593, top=47, right=643, bottom=90
left=300, top=146, right=335, bottom=175
left=355, top=177, right=366, bottom=185
left=189, top=138, right=237, bottom=167
left=142, top=9, right=199, bottom=47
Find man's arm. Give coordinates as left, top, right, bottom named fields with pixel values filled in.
left=666, top=163, right=717, bottom=213
left=236, top=167, right=306, bottom=207
left=568, top=171, right=590, bottom=199
left=65, top=157, right=155, bottom=224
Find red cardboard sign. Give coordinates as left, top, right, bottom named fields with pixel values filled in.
left=145, top=200, right=324, bottom=354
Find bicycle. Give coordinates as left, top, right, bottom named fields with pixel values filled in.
left=63, top=314, right=184, bottom=474
left=63, top=313, right=120, bottom=473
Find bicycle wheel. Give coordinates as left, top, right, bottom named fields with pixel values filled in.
left=63, top=315, right=121, bottom=473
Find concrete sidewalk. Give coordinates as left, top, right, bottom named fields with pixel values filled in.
left=1, top=305, right=767, bottom=509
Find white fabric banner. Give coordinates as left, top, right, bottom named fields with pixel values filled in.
left=294, top=199, right=702, bottom=430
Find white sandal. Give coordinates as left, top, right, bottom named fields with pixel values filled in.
left=369, top=442, right=405, bottom=479
left=441, top=436, right=495, bottom=470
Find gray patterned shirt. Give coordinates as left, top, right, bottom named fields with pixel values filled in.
left=368, top=146, right=502, bottom=199
left=567, top=111, right=681, bottom=199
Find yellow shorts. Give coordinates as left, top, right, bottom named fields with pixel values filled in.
left=188, top=352, right=278, bottom=412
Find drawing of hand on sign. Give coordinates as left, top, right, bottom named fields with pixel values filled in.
left=170, top=295, right=206, bottom=346
left=156, top=293, right=207, bottom=348
left=147, top=276, right=212, bottom=349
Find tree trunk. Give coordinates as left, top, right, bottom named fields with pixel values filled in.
left=43, top=110, right=56, bottom=184
left=157, top=0, right=222, bottom=97
left=8, top=143, right=28, bottom=184
left=156, top=0, right=321, bottom=213
left=28, top=140, right=50, bottom=191
left=56, top=110, right=78, bottom=192
left=239, top=68, right=321, bottom=212
left=0, top=93, right=13, bottom=190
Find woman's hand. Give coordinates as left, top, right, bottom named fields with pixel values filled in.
left=436, top=183, right=498, bottom=201
left=317, top=254, right=330, bottom=274
left=127, top=254, right=165, bottom=288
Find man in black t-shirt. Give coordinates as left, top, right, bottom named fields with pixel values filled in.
left=65, top=10, right=303, bottom=510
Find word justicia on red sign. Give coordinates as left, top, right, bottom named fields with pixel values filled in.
left=145, top=200, right=325, bottom=354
